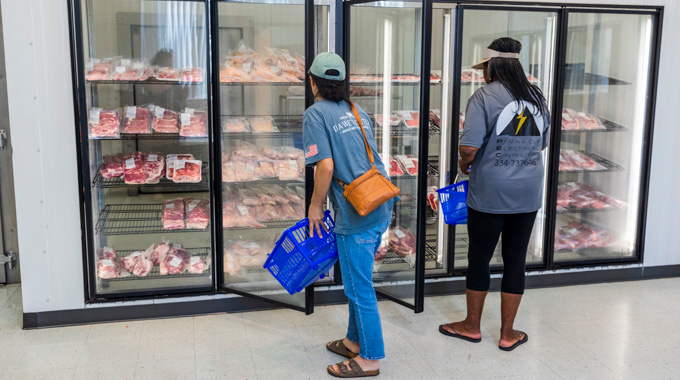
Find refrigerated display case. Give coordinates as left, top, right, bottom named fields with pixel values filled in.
left=550, top=10, right=656, bottom=265
left=73, top=0, right=215, bottom=299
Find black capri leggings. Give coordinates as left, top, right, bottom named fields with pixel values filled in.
left=466, top=207, right=537, bottom=295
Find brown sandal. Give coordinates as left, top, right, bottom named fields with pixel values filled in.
left=327, top=359, right=380, bottom=378
left=326, top=339, right=359, bottom=359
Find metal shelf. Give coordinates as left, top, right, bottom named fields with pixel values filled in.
left=87, top=79, right=205, bottom=86
left=221, top=115, right=303, bottom=138
left=220, top=81, right=303, bottom=86
left=556, top=206, right=626, bottom=215
left=93, top=162, right=210, bottom=190
left=561, top=118, right=628, bottom=134
left=223, top=178, right=304, bottom=186
left=223, top=219, right=299, bottom=231
left=381, top=234, right=438, bottom=265
left=564, top=72, right=631, bottom=87
left=559, top=151, right=624, bottom=174
left=96, top=204, right=209, bottom=236
left=104, top=134, right=208, bottom=141
left=101, top=247, right=211, bottom=283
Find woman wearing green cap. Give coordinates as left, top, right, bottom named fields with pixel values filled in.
left=304, top=52, right=396, bottom=378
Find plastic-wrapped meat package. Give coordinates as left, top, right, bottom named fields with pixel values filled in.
left=375, top=113, right=400, bottom=127
left=387, top=156, right=404, bottom=177
left=187, top=256, right=206, bottom=274
left=152, top=107, right=179, bottom=133
left=172, top=160, right=203, bottom=183
left=255, top=160, right=277, bottom=179
left=460, top=68, right=484, bottom=83
left=561, top=108, right=580, bottom=131
left=233, top=161, right=258, bottom=182
left=160, top=245, right=190, bottom=275
left=132, top=257, right=153, bottom=277
left=180, top=110, right=208, bottom=137
left=162, top=198, right=185, bottom=230
left=97, top=259, right=118, bottom=279
left=388, top=227, right=417, bottom=267
left=166, top=154, right=194, bottom=179
left=122, top=152, right=145, bottom=184
left=261, top=146, right=284, bottom=160
left=526, top=72, right=540, bottom=83
left=427, top=186, right=439, bottom=212
left=280, top=147, right=305, bottom=174
left=142, top=153, right=165, bottom=184
left=223, top=202, right=239, bottom=228
left=254, top=187, right=277, bottom=205
left=119, top=250, right=144, bottom=273
left=99, top=154, right=125, bottom=178
left=576, top=111, right=605, bottom=130
left=85, top=60, right=113, bottom=80
left=236, top=202, right=266, bottom=228
left=123, top=106, right=151, bottom=134
left=266, top=48, right=304, bottom=82
left=278, top=202, right=298, bottom=220
left=563, top=150, right=606, bottom=171
left=429, top=109, right=441, bottom=127
left=89, top=108, right=121, bottom=139
left=396, top=111, right=420, bottom=129
left=180, top=67, right=204, bottom=82
left=185, top=198, right=210, bottom=229
left=248, top=117, right=278, bottom=134
left=276, top=160, right=299, bottom=180
left=232, top=140, right=258, bottom=158
left=224, top=251, right=243, bottom=275
left=155, top=67, right=180, bottom=81
left=150, top=242, right=170, bottom=266
left=113, top=60, right=150, bottom=81
left=222, top=117, right=250, bottom=133
left=559, top=150, right=583, bottom=172
left=430, top=70, right=442, bottom=84
left=239, top=188, right=261, bottom=206
left=97, top=247, right=117, bottom=261
left=395, top=155, right=418, bottom=175
left=459, top=112, right=466, bottom=131
left=283, top=187, right=304, bottom=205
left=266, top=185, right=290, bottom=205
left=222, top=161, right=236, bottom=182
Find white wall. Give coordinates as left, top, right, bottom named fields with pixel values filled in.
left=1, top=0, right=677, bottom=314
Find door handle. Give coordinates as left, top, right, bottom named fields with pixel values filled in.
left=0, top=251, right=16, bottom=270
left=0, top=130, right=6, bottom=149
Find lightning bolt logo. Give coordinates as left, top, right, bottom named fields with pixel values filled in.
left=515, top=108, right=527, bottom=135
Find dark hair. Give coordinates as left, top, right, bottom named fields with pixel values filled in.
left=310, top=72, right=350, bottom=103
left=486, top=38, right=547, bottom=116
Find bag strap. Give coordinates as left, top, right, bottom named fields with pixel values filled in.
left=336, top=101, right=375, bottom=189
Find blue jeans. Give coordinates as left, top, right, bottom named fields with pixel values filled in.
left=336, top=217, right=390, bottom=360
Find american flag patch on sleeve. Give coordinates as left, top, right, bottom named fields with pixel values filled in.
left=305, top=144, right=318, bottom=158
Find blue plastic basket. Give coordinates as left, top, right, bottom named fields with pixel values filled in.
left=263, top=210, right=338, bottom=294
left=437, top=179, right=469, bottom=225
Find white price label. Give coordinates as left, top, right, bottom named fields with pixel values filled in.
left=165, top=202, right=175, bottom=209
left=115, top=66, right=126, bottom=74
left=404, top=159, right=415, bottom=169
left=190, top=256, right=201, bottom=265
left=169, top=256, right=183, bottom=268
left=125, top=158, right=136, bottom=169
left=129, top=251, right=142, bottom=259
left=573, top=154, right=586, bottom=164
left=244, top=242, right=259, bottom=250
left=184, top=108, right=195, bottom=115
left=86, top=62, right=94, bottom=71
left=126, top=106, right=137, bottom=120
left=120, top=59, right=131, bottom=66
left=243, top=62, right=252, bottom=72
left=172, top=243, right=182, bottom=249
left=103, top=247, right=113, bottom=254
left=238, top=206, right=249, bottom=215
left=154, top=106, right=165, bottom=119
left=563, top=113, right=573, bottom=122
left=246, top=164, right=254, bottom=172
left=132, top=61, right=144, bottom=70
left=187, top=203, right=197, bottom=212
left=394, top=229, right=406, bottom=239
left=181, top=113, right=191, bottom=126
left=89, top=108, right=101, bottom=125
left=175, top=160, right=186, bottom=170
left=568, top=228, right=579, bottom=236
left=147, top=154, right=158, bottom=162
left=102, top=259, right=114, bottom=267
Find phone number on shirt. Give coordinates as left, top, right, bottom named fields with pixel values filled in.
left=493, top=159, right=539, bottom=167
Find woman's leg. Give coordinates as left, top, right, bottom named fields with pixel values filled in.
left=443, top=208, right=503, bottom=338
left=499, top=211, right=537, bottom=347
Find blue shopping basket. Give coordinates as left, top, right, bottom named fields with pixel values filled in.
left=263, top=210, right=338, bottom=294
left=437, top=175, right=469, bottom=225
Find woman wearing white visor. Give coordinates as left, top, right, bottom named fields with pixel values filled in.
left=439, top=37, right=550, bottom=352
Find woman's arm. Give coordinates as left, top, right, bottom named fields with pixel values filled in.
left=459, top=145, right=479, bottom=174
left=309, top=157, right=334, bottom=237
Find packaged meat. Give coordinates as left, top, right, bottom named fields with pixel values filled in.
left=166, top=154, right=194, bottom=179
left=254, top=187, right=277, bottom=205
left=150, top=242, right=170, bottom=266
left=97, top=259, right=118, bottom=279
left=99, top=154, right=125, bottom=178
left=556, top=182, right=627, bottom=211
left=248, top=117, right=278, bottom=134
left=97, top=247, right=117, bottom=261
left=391, top=75, right=420, bottom=83
left=429, top=109, right=441, bottom=127
left=278, top=202, right=298, bottom=220
left=261, top=146, right=284, bottom=160
left=427, top=186, right=439, bottom=212
left=152, top=106, right=179, bottom=133
left=224, top=252, right=243, bottom=275
left=223, top=201, right=266, bottom=229
left=180, top=67, right=204, bottom=82
left=185, top=198, right=210, bottom=229
left=179, top=109, right=208, bottom=137
left=348, top=86, right=382, bottom=97
left=123, top=106, right=152, bottom=134
left=266, top=185, right=290, bottom=204
left=461, top=68, right=485, bottom=83
left=560, top=150, right=606, bottom=171
left=222, top=161, right=236, bottom=182
left=232, top=161, right=259, bottom=182
left=283, top=187, right=304, bottom=205
left=85, top=59, right=113, bottom=81
left=280, top=146, right=304, bottom=160
left=387, top=156, right=404, bottom=177
left=172, top=159, right=203, bottom=183
left=561, top=108, right=580, bottom=131
left=395, top=155, right=418, bottom=175
left=160, top=245, right=190, bottom=275
left=239, top=188, right=261, bottom=206
left=375, top=113, right=400, bottom=127
left=276, top=160, right=299, bottom=180
left=119, top=250, right=144, bottom=273
left=132, top=258, right=153, bottom=277
left=430, top=70, right=442, bottom=84
left=113, top=66, right=149, bottom=81
left=255, top=160, right=277, bottom=179
left=88, top=108, right=121, bottom=139
left=388, top=227, right=417, bottom=267
left=232, top=140, right=258, bottom=158
left=396, top=110, right=420, bottom=129
left=142, top=152, right=165, bottom=184
left=222, top=201, right=239, bottom=228
left=577, top=111, right=606, bottom=130
left=162, top=198, right=185, bottom=230
left=459, top=112, right=466, bottom=131
left=155, top=67, right=181, bottom=81
left=187, top=256, right=206, bottom=274
left=555, top=222, right=613, bottom=251
left=254, top=204, right=278, bottom=222
left=122, top=152, right=145, bottom=184
left=222, top=117, right=250, bottom=133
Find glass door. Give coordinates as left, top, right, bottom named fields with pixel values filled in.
left=76, top=0, right=214, bottom=299
left=452, top=6, right=558, bottom=272
left=347, top=0, right=426, bottom=310
left=551, top=11, right=655, bottom=264
left=216, top=0, right=328, bottom=312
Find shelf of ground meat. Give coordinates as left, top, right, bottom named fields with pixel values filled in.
left=558, top=150, right=624, bottom=174
left=221, top=115, right=303, bottom=137
left=556, top=182, right=628, bottom=214
left=95, top=201, right=210, bottom=236
left=99, top=246, right=211, bottom=284
left=554, top=221, right=617, bottom=253
left=93, top=161, right=209, bottom=189
left=560, top=114, right=627, bottom=134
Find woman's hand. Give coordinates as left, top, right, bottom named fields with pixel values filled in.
left=459, top=158, right=470, bottom=175
left=308, top=202, right=328, bottom=238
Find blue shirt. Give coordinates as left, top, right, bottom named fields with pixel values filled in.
left=303, top=99, right=394, bottom=234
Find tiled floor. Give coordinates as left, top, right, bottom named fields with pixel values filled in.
left=1, top=278, right=680, bottom=379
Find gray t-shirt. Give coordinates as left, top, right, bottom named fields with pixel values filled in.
left=303, top=99, right=395, bottom=234
left=459, top=81, right=551, bottom=214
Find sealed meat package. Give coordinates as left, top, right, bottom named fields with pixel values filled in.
left=123, top=106, right=152, bottom=134
left=429, top=109, right=441, bottom=127
left=233, top=161, right=259, bottom=182
left=254, top=187, right=277, bottom=205
left=561, top=108, right=580, bottom=131
left=166, top=154, right=194, bottom=179
left=150, top=242, right=170, bottom=266
left=395, top=155, right=418, bottom=175
left=89, top=108, right=121, bottom=139
left=113, top=60, right=150, bottom=81
left=248, top=117, right=278, bottom=134
left=85, top=59, right=113, bottom=80
left=179, top=109, right=208, bottom=137
left=459, top=112, right=466, bottom=131
left=232, top=140, right=258, bottom=158
left=180, top=67, right=204, bottom=82
left=255, top=160, right=277, bottom=179
left=97, top=247, right=117, bottom=261
left=142, top=152, right=165, bottom=184
left=122, top=152, right=145, bottom=184
left=276, top=160, right=299, bottom=180
left=99, top=154, right=125, bottom=178
left=375, top=113, right=400, bottom=127
left=577, top=111, right=605, bottom=130
left=132, top=258, right=153, bottom=277
left=119, top=250, right=144, bottom=273
left=396, top=110, right=420, bottom=129
left=172, top=159, right=203, bottom=183
left=283, top=187, right=304, bottom=205
left=266, top=185, right=290, bottom=204
left=387, top=156, right=404, bottom=177
left=155, top=67, right=180, bottom=81
left=152, top=106, right=179, bottom=133
left=222, top=117, right=250, bottom=133
left=561, top=150, right=606, bottom=171
left=185, top=198, right=210, bottom=229
left=187, top=256, right=206, bottom=274
left=427, top=186, right=439, bottom=212
left=160, top=245, right=190, bottom=275
left=239, top=188, right=261, bottom=206
left=388, top=227, right=417, bottom=267
left=97, top=259, right=118, bottom=279
left=162, top=198, right=185, bottom=230
left=261, top=146, right=284, bottom=160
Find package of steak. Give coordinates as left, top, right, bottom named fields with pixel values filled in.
left=122, top=152, right=146, bottom=184
left=162, top=198, right=185, bottom=230
left=185, top=198, right=210, bottom=229
left=248, top=116, right=278, bottom=134
left=99, top=154, right=125, bottom=178
left=172, top=159, right=203, bottom=183
left=180, top=67, right=204, bottom=82
left=151, top=106, right=179, bottom=133
left=179, top=108, right=208, bottom=137
left=122, top=104, right=153, bottom=134
left=142, top=152, right=165, bottom=184
left=113, top=59, right=150, bottom=81
left=166, top=154, right=195, bottom=179
left=88, top=108, right=121, bottom=139
left=160, top=244, right=190, bottom=275
left=155, top=67, right=181, bottom=81
left=85, top=58, right=114, bottom=81
left=222, top=117, right=251, bottom=133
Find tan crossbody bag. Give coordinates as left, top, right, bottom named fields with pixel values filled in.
left=335, top=102, right=401, bottom=217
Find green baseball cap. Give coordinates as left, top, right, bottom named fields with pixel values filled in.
left=309, top=52, right=346, bottom=81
